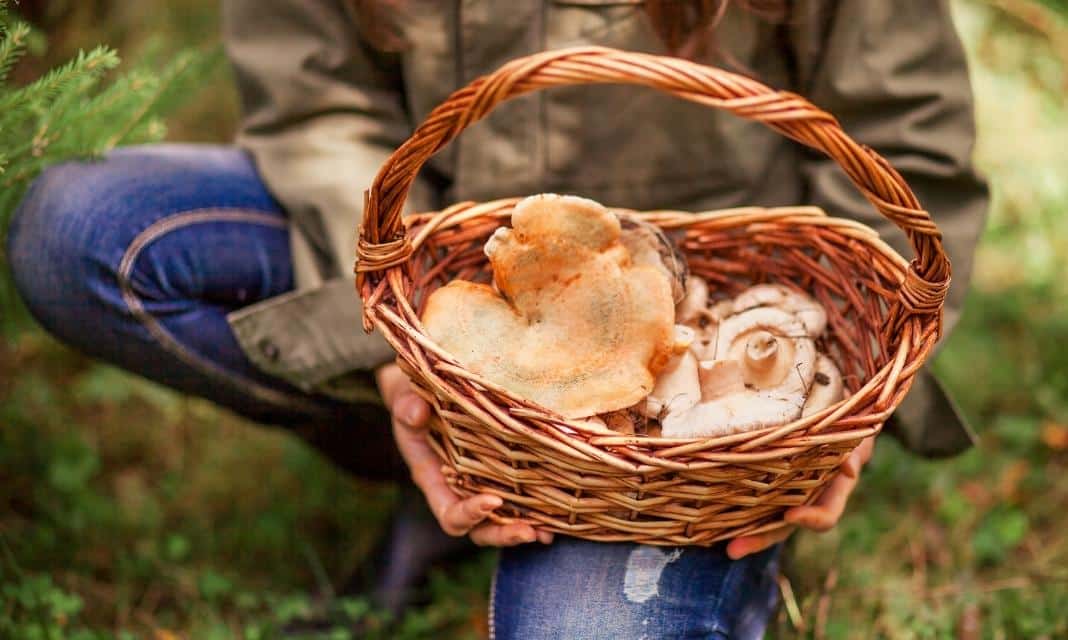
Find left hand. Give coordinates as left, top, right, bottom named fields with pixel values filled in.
left=377, top=362, right=553, bottom=547
left=725, top=435, right=876, bottom=560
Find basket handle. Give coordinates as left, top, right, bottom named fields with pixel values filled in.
left=357, top=46, right=950, bottom=318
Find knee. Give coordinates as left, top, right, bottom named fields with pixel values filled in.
left=7, top=160, right=120, bottom=335
left=9, top=162, right=88, bottom=283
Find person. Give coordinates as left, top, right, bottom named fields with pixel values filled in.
left=7, top=0, right=987, bottom=637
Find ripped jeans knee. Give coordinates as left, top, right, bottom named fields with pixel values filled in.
left=491, top=537, right=781, bottom=640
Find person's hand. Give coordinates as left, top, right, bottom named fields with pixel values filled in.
left=375, top=362, right=554, bottom=547
left=725, top=435, right=876, bottom=560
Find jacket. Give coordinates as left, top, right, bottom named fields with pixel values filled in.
left=221, top=0, right=989, bottom=455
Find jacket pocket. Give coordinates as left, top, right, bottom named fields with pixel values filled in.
left=227, top=276, right=393, bottom=398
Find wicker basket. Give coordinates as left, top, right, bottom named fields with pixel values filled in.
left=356, top=47, right=950, bottom=546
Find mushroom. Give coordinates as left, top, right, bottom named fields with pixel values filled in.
left=801, top=354, right=846, bottom=417
left=618, top=215, right=688, bottom=303
left=676, top=276, right=709, bottom=324
left=603, top=410, right=639, bottom=436
left=697, top=358, right=745, bottom=400
left=660, top=307, right=817, bottom=438
left=727, top=284, right=828, bottom=335
left=689, top=329, right=719, bottom=362
left=671, top=324, right=696, bottom=354
left=579, top=416, right=609, bottom=431
left=643, top=350, right=701, bottom=419
left=707, top=298, right=737, bottom=323
left=421, top=194, right=677, bottom=419
left=675, top=276, right=722, bottom=360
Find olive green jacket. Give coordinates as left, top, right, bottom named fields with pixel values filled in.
left=221, top=0, right=988, bottom=456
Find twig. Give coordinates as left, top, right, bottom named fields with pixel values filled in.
left=777, top=573, right=806, bottom=632
left=815, top=566, right=838, bottom=640
left=928, top=576, right=1032, bottom=600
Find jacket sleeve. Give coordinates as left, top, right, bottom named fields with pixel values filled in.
left=788, top=0, right=989, bottom=455
left=222, top=0, right=437, bottom=288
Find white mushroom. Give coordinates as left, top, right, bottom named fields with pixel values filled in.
left=676, top=276, right=709, bottom=324
left=677, top=278, right=720, bottom=361
left=672, top=324, right=696, bottom=354
left=643, top=350, right=701, bottom=419
left=707, top=298, right=737, bottom=323
left=729, top=284, right=828, bottom=336
left=577, top=416, right=608, bottom=430
left=689, top=327, right=719, bottom=362
left=660, top=307, right=817, bottom=438
left=714, top=308, right=814, bottom=380
left=801, top=354, right=846, bottom=417
left=697, top=359, right=745, bottom=400
left=619, top=216, right=688, bottom=303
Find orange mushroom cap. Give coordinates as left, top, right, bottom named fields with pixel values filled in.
left=421, top=194, right=677, bottom=419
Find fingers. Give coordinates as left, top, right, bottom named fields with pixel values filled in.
left=840, top=436, right=876, bottom=478
left=376, top=362, right=554, bottom=547
left=536, top=529, right=555, bottom=545
left=840, top=446, right=863, bottom=478
left=409, top=466, right=551, bottom=545
left=857, top=435, right=876, bottom=464
left=436, top=494, right=554, bottom=545
left=785, top=466, right=859, bottom=532
left=728, top=438, right=875, bottom=556
left=376, top=363, right=430, bottom=430
left=439, top=494, right=502, bottom=536
left=375, top=363, right=408, bottom=408
left=376, top=363, right=439, bottom=505
left=377, top=362, right=469, bottom=534
left=469, top=521, right=553, bottom=547
left=396, top=434, right=465, bottom=530
left=726, top=525, right=796, bottom=560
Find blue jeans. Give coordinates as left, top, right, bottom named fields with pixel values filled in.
left=7, top=144, right=406, bottom=481
left=8, top=145, right=781, bottom=637
left=494, top=538, right=780, bottom=639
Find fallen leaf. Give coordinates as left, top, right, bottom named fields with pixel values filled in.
left=1040, top=421, right=1068, bottom=450
left=959, top=480, right=992, bottom=509
left=997, top=460, right=1029, bottom=502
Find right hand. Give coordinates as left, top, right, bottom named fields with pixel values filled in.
left=375, top=362, right=554, bottom=547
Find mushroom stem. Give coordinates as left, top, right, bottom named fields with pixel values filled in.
left=744, top=331, right=780, bottom=373
left=698, top=359, right=745, bottom=401
left=676, top=276, right=710, bottom=324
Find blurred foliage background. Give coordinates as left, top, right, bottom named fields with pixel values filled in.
left=0, top=0, right=1066, bottom=638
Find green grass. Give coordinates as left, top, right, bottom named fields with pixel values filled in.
left=1, top=0, right=1067, bottom=637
